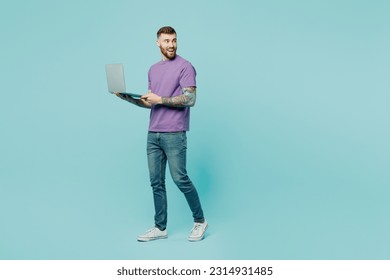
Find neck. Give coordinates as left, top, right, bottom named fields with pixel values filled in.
left=162, top=54, right=176, bottom=61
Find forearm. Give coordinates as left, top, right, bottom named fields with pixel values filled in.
left=161, top=87, right=196, bottom=107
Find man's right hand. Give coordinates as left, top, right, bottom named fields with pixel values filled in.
left=114, top=92, right=124, bottom=99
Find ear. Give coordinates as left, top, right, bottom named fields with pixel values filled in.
left=156, top=39, right=160, bottom=47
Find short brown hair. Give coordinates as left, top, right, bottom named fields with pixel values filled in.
left=157, top=26, right=176, bottom=38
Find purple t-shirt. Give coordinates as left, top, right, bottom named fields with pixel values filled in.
left=148, top=55, right=196, bottom=132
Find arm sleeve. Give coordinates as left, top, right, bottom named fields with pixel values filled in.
left=148, top=70, right=152, bottom=91
left=179, top=62, right=197, bottom=88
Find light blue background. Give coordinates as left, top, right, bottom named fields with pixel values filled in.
left=1, top=0, right=389, bottom=259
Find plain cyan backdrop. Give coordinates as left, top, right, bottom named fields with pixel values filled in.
left=1, top=0, right=389, bottom=259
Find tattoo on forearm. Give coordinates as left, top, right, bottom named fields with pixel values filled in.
left=161, top=87, right=196, bottom=107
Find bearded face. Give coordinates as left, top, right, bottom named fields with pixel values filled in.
left=157, top=33, right=177, bottom=60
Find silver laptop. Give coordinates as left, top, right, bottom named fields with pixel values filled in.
left=105, top=64, right=142, bottom=98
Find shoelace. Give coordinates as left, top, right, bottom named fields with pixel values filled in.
left=192, top=223, right=203, bottom=232
left=146, top=227, right=158, bottom=234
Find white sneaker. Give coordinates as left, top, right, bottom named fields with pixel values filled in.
left=137, top=227, right=167, bottom=242
left=188, top=220, right=208, bottom=241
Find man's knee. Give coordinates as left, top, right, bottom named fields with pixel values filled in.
left=172, top=174, right=194, bottom=192
left=150, top=173, right=165, bottom=188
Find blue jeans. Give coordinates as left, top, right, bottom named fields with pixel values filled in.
left=147, top=131, right=204, bottom=230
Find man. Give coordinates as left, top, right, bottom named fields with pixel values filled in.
left=115, top=26, right=207, bottom=242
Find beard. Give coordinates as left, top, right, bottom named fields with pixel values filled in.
left=160, top=46, right=177, bottom=60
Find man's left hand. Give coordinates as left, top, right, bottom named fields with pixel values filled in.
left=141, top=92, right=162, bottom=105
